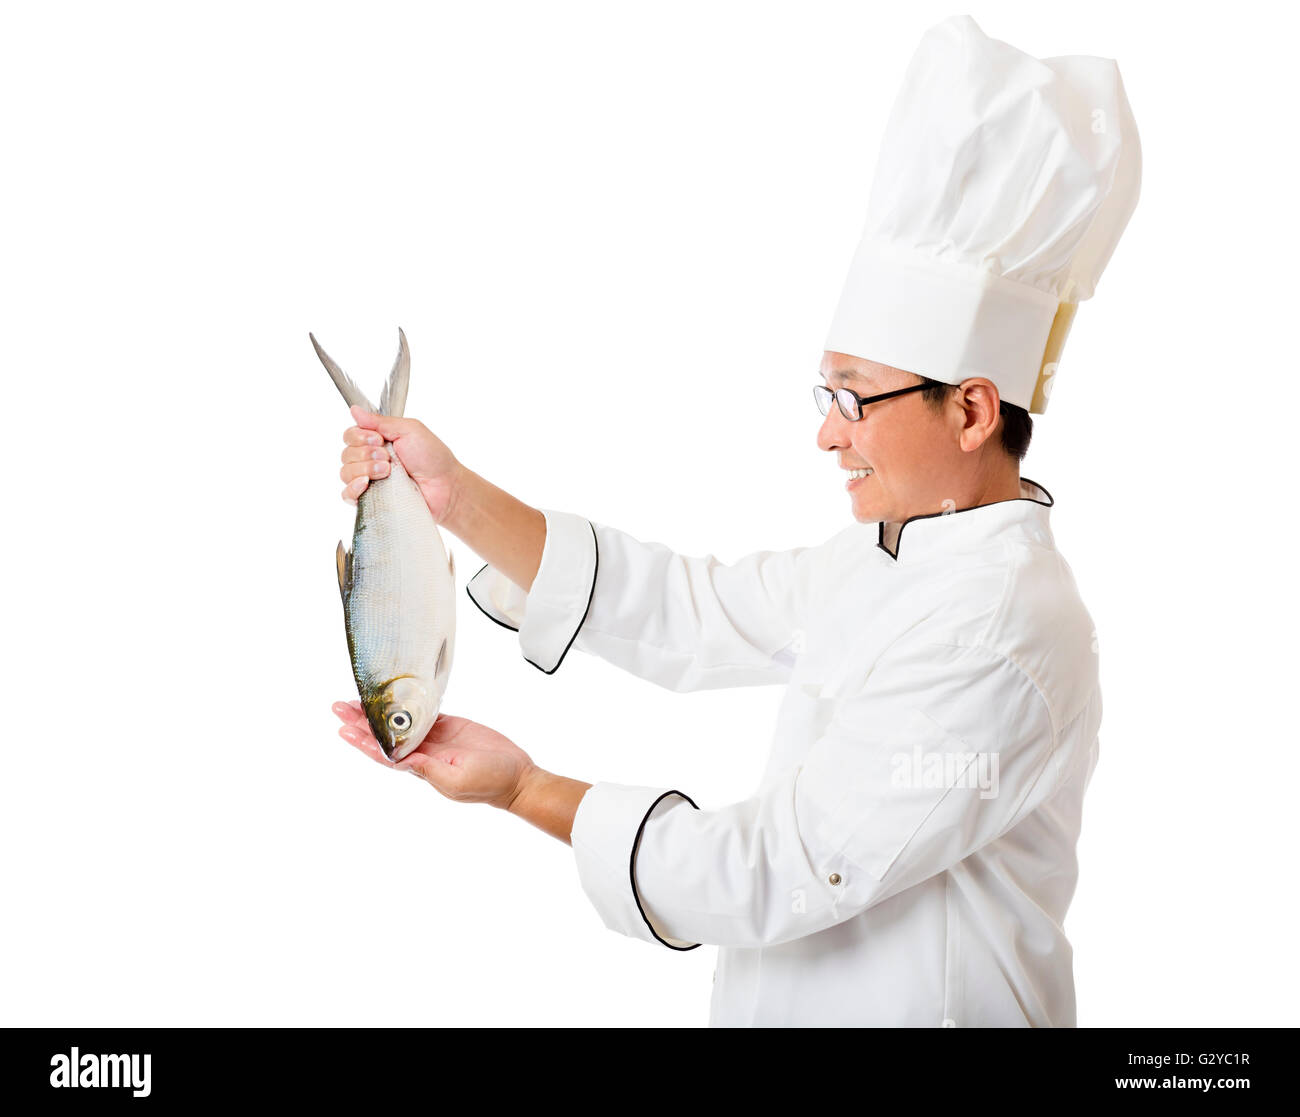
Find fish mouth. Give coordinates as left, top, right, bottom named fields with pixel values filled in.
left=389, top=736, right=420, bottom=763
left=362, top=707, right=399, bottom=761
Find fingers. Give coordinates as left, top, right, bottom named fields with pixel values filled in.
left=340, top=427, right=390, bottom=503
left=339, top=445, right=390, bottom=497
left=339, top=724, right=389, bottom=765
left=350, top=405, right=417, bottom=439
left=334, top=701, right=390, bottom=766
left=331, top=700, right=366, bottom=726
left=344, top=459, right=390, bottom=481
left=339, top=454, right=390, bottom=502
left=342, top=425, right=384, bottom=449
left=340, top=442, right=391, bottom=465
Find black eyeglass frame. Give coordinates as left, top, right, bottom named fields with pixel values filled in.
left=813, top=380, right=931, bottom=421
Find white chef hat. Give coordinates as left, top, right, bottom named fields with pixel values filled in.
left=824, top=14, right=1141, bottom=414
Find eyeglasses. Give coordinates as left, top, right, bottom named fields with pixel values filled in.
left=813, top=380, right=930, bottom=421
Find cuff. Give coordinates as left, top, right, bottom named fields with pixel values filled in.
left=571, top=782, right=701, bottom=951
left=464, top=508, right=598, bottom=675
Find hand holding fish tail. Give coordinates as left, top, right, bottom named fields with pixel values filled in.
left=341, top=404, right=465, bottom=523
left=323, top=328, right=546, bottom=598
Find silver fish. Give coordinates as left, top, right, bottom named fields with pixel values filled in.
left=311, top=327, right=456, bottom=762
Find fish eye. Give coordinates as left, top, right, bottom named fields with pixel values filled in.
left=388, top=710, right=412, bottom=733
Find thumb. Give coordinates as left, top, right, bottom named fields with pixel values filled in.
left=350, top=404, right=412, bottom=439
left=401, top=752, right=464, bottom=793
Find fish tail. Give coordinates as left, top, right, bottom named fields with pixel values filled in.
left=310, top=327, right=411, bottom=419
left=378, top=327, right=410, bottom=418
left=310, top=332, right=377, bottom=413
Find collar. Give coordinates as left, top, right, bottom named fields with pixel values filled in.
left=876, top=477, right=1055, bottom=563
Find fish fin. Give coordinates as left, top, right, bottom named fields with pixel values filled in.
left=335, top=540, right=353, bottom=602
left=378, top=327, right=410, bottom=418
left=310, top=332, right=378, bottom=413
left=434, top=637, right=448, bottom=680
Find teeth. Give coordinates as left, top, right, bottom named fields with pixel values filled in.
left=847, top=468, right=874, bottom=480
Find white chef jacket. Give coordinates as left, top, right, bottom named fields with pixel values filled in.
left=466, top=478, right=1100, bottom=1027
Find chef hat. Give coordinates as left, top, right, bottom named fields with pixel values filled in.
left=824, top=14, right=1141, bottom=413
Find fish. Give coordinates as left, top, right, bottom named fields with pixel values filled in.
left=310, top=327, right=456, bottom=762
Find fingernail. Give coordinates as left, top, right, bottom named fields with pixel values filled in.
left=371, top=462, right=387, bottom=475
left=366, top=434, right=381, bottom=445
left=370, top=449, right=387, bottom=460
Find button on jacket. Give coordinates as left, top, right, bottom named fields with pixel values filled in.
left=466, top=479, right=1101, bottom=1027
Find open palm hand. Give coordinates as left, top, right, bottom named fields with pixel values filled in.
left=332, top=700, right=535, bottom=810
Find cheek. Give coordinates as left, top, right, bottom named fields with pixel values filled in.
left=861, top=418, right=930, bottom=474
left=850, top=423, right=893, bottom=470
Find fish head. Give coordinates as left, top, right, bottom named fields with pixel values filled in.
left=363, top=675, right=436, bottom=763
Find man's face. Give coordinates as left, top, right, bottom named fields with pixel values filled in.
left=817, top=351, right=969, bottom=524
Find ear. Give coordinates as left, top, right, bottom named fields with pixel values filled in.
left=956, top=378, right=1003, bottom=453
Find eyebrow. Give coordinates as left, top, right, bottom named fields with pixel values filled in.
left=822, top=369, right=870, bottom=386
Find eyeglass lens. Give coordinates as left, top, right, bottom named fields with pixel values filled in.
left=813, top=384, right=860, bottom=421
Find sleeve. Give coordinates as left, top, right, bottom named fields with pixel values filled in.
left=570, top=641, right=1064, bottom=949
left=465, top=508, right=818, bottom=690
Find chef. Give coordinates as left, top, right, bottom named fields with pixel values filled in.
left=332, top=14, right=1141, bottom=1027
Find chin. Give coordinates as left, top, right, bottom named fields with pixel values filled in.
left=850, top=498, right=882, bottom=524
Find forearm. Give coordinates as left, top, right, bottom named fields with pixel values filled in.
left=507, top=767, right=592, bottom=845
left=443, top=466, right=547, bottom=593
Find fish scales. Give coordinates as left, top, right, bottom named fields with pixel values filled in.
left=348, top=449, right=452, bottom=687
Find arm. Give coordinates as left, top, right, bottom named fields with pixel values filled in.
left=466, top=510, right=825, bottom=688
left=341, top=408, right=818, bottom=687
left=441, top=465, right=547, bottom=595
left=334, top=640, right=1074, bottom=950
left=507, top=768, right=591, bottom=846
left=521, top=642, right=1070, bottom=950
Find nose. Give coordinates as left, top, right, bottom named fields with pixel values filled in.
left=816, top=405, right=849, bottom=452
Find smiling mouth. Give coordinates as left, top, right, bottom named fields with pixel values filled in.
left=846, top=467, right=874, bottom=491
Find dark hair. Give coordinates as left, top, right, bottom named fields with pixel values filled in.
left=918, top=377, right=1033, bottom=462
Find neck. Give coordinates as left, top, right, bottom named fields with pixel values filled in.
left=972, top=463, right=1024, bottom=507
left=882, top=462, right=1024, bottom=542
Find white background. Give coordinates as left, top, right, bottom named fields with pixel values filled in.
left=3, top=0, right=1296, bottom=1027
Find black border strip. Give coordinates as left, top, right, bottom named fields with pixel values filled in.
left=629, top=790, right=702, bottom=951
left=877, top=476, right=1055, bottom=560
left=464, top=521, right=600, bottom=676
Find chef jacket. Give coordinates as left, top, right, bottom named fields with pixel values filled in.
left=466, top=478, right=1100, bottom=1027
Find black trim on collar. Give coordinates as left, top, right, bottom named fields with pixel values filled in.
left=463, top=521, right=600, bottom=676
left=875, top=477, right=1054, bottom=561
left=630, top=790, right=702, bottom=952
